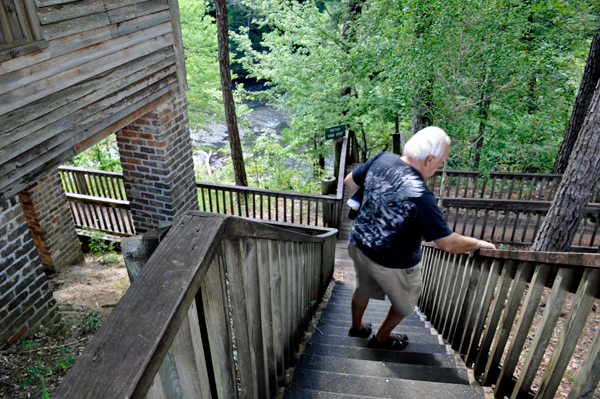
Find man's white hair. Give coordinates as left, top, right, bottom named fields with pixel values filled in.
left=404, top=126, right=451, bottom=161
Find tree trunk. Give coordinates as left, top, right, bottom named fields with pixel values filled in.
left=472, top=96, right=491, bottom=169
left=215, top=0, right=248, bottom=186
left=552, top=34, right=600, bottom=174
left=360, top=126, right=368, bottom=163
left=531, top=81, right=600, bottom=252
left=411, top=102, right=432, bottom=136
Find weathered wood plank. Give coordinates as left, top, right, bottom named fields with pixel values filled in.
left=166, top=0, right=187, bottom=92
left=457, top=258, right=494, bottom=355
left=156, top=348, right=181, bottom=399
left=107, top=0, right=169, bottom=24
left=0, top=22, right=171, bottom=99
left=256, top=239, right=277, bottom=396
left=53, top=214, right=225, bottom=399
left=171, top=301, right=211, bottom=399
left=494, top=263, right=552, bottom=398
left=482, top=262, right=532, bottom=385
left=40, top=12, right=110, bottom=40
left=35, top=0, right=79, bottom=8
left=0, top=40, right=49, bottom=62
left=442, top=255, right=467, bottom=337
left=0, top=58, right=176, bottom=161
left=565, top=327, right=600, bottom=399
left=536, top=269, right=600, bottom=399
left=109, top=10, right=170, bottom=38
left=431, top=251, right=450, bottom=328
left=0, top=71, right=177, bottom=182
left=269, top=239, right=284, bottom=384
left=510, top=267, right=574, bottom=399
left=223, top=237, right=259, bottom=399
left=424, top=242, right=600, bottom=268
left=103, top=0, right=145, bottom=11
left=0, top=34, right=173, bottom=119
left=37, top=0, right=106, bottom=25
left=145, top=373, right=166, bottom=399
left=472, top=260, right=518, bottom=374
left=199, top=254, right=237, bottom=399
left=241, top=237, right=270, bottom=398
left=448, top=255, right=475, bottom=345
left=0, top=84, right=177, bottom=201
left=0, top=26, right=110, bottom=75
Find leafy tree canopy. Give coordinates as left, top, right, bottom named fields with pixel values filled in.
left=232, top=0, right=598, bottom=173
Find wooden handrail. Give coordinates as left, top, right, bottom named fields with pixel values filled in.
left=65, top=192, right=129, bottom=207
left=54, top=211, right=337, bottom=399
left=59, top=165, right=125, bottom=177
left=441, top=197, right=600, bottom=213
left=419, top=246, right=600, bottom=399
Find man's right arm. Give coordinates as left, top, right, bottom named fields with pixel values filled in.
left=434, top=233, right=496, bottom=256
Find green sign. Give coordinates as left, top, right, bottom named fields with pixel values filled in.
left=324, top=125, right=346, bottom=140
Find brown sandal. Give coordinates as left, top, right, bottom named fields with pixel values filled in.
left=368, top=333, right=408, bottom=350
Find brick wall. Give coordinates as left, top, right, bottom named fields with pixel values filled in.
left=19, top=169, right=83, bottom=272
left=116, top=90, right=198, bottom=233
left=0, top=196, right=59, bottom=347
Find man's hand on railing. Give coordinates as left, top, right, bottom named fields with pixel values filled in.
left=434, top=233, right=496, bottom=256
left=470, top=240, right=497, bottom=257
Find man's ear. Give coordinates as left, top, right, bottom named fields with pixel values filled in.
left=424, top=155, right=436, bottom=166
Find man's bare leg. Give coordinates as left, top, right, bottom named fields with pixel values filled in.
left=350, top=293, right=369, bottom=330
left=374, top=305, right=404, bottom=342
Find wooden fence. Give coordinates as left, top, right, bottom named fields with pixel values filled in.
left=197, top=130, right=359, bottom=229
left=419, top=244, right=600, bottom=399
left=53, top=212, right=337, bottom=399
left=58, top=150, right=600, bottom=249
left=426, top=170, right=600, bottom=250
left=59, top=166, right=135, bottom=237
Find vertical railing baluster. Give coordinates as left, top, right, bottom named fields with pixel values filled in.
left=481, top=261, right=532, bottom=384
left=494, top=263, right=551, bottom=398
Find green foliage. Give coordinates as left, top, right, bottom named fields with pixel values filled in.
left=89, top=231, right=112, bottom=254
left=17, top=348, right=77, bottom=398
left=232, top=0, right=596, bottom=173
left=114, top=276, right=130, bottom=294
left=22, top=360, right=52, bottom=399
left=77, top=305, right=103, bottom=333
left=54, top=352, right=76, bottom=371
left=71, top=135, right=122, bottom=172
left=88, top=231, right=124, bottom=266
left=179, top=0, right=224, bottom=129
left=20, top=340, right=37, bottom=350
left=198, top=130, right=321, bottom=193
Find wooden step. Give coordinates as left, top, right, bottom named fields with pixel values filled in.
left=302, top=343, right=457, bottom=368
left=295, top=353, right=471, bottom=384
left=286, top=369, right=486, bottom=399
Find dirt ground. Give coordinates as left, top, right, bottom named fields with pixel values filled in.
left=0, top=253, right=129, bottom=399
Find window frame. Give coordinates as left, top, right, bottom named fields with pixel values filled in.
left=0, top=0, right=45, bottom=59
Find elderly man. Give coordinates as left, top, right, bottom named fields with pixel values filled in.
left=344, top=126, right=496, bottom=350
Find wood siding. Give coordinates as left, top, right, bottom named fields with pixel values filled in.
left=0, top=0, right=184, bottom=201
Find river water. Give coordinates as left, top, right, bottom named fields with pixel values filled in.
left=190, top=79, right=292, bottom=172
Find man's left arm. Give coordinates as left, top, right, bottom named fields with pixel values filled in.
left=434, top=233, right=496, bottom=256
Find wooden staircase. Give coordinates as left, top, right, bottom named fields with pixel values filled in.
left=283, top=164, right=489, bottom=399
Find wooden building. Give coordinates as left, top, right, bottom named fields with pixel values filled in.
left=0, top=0, right=198, bottom=346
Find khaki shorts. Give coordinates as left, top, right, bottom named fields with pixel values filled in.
left=348, top=241, right=423, bottom=318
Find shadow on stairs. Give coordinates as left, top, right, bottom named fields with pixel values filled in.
left=283, top=281, right=491, bottom=399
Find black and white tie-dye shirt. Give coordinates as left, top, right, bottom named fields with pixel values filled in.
left=349, top=152, right=452, bottom=269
